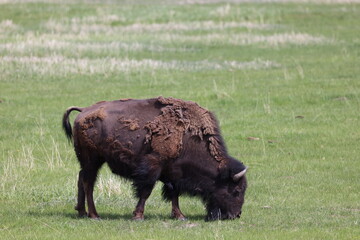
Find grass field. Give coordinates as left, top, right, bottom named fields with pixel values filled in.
left=1, top=0, right=360, bottom=239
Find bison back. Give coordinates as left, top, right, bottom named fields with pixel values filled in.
left=72, top=98, right=162, bottom=155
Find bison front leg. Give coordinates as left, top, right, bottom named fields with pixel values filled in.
left=171, top=195, right=186, bottom=221
left=162, top=183, right=186, bottom=220
left=132, top=154, right=162, bottom=220
left=132, top=183, right=155, bottom=221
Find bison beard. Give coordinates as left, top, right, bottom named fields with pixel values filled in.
left=62, top=97, right=247, bottom=221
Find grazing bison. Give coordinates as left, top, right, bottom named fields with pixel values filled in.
left=62, top=97, right=247, bottom=221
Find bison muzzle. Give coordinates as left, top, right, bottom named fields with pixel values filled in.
left=62, top=97, right=247, bottom=221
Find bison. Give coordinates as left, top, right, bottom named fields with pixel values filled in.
left=62, top=97, right=247, bottom=221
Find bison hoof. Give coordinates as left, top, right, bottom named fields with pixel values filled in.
left=171, top=213, right=187, bottom=221
left=132, top=216, right=144, bottom=221
left=75, top=206, right=87, bottom=217
left=88, top=214, right=101, bottom=220
left=77, top=212, right=87, bottom=218
left=132, top=213, right=144, bottom=221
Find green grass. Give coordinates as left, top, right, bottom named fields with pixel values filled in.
left=1, top=0, right=360, bottom=239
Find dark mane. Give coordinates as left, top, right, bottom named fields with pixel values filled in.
left=205, top=111, right=229, bottom=165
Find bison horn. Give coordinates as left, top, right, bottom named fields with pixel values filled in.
left=233, top=167, right=247, bottom=182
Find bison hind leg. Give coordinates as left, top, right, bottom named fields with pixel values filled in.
left=75, top=169, right=87, bottom=217
left=75, top=150, right=104, bottom=220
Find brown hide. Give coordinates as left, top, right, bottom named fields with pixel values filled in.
left=74, top=97, right=227, bottom=167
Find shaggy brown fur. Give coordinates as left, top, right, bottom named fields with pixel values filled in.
left=77, top=106, right=107, bottom=149
left=145, top=97, right=226, bottom=165
left=118, top=117, right=140, bottom=131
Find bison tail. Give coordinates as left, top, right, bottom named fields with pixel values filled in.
left=62, top=106, right=83, bottom=142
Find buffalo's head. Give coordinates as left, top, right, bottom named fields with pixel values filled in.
left=206, top=167, right=247, bottom=221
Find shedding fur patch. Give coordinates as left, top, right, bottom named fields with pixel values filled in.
left=78, top=107, right=107, bottom=149
left=118, top=117, right=140, bottom=131
left=145, top=97, right=226, bottom=164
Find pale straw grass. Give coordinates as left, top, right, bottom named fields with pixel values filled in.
left=96, top=175, right=124, bottom=198
left=44, top=19, right=275, bottom=35
left=0, top=146, right=35, bottom=196
left=39, top=138, right=65, bottom=171
left=0, top=39, right=195, bottom=54
left=0, top=20, right=20, bottom=34
left=1, top=0, right=359, bottom=3
left=178, top=0, right=360, bottom=4
left=0, top=32, right=332, bottom=59
left=161, top=32, right=334, bottom=46
left=211, top=4, right=232, bottom=18
left=0, top=56, right=280, bottom=75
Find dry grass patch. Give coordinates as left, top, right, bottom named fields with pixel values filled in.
left=0, top=19, right=20, bottom=34
left=178, top=0, right=360, bottom=4
left=1, top=0, right=360, bottom=4
left=0, top=39, right=195, bottom=54
left=44, top=19, right=275, bottom=35
left=161, top=32, right=334, bottom=46
left=0, top=56, right=280, bottom=75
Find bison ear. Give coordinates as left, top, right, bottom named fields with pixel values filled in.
left=232, top=167, right=247, bottom=182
